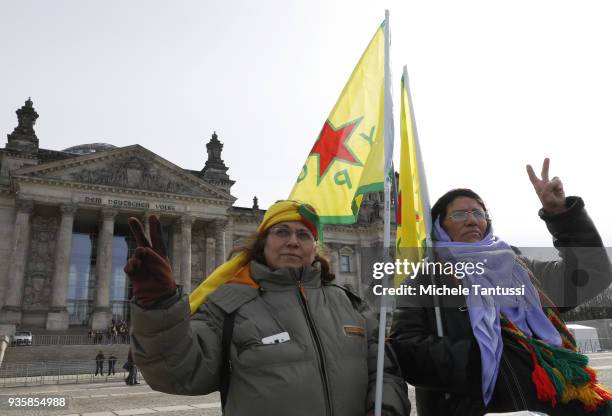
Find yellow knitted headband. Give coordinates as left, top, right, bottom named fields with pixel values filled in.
left=188, top=200, right=320, bottom=314
left=256, top=200, right=320, bottom=239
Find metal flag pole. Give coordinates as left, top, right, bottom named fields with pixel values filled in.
left=374, top=9, right=394, bottom=416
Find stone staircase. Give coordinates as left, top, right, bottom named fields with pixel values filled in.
left=3, top=343, right=131, bottom=365
left=0, top=327, right=134, bottom=383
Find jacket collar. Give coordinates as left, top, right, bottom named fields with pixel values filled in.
left=249, top=260, right=321, bottom=289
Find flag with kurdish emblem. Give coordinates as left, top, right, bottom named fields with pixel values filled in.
left=289, top=20, right=393, bottom=224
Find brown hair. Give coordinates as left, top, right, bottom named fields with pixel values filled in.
left=229, top=229, right=336, bottom=283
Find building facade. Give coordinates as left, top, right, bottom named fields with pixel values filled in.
left=0, top=99, right=389, bottom=331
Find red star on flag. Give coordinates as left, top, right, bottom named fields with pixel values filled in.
left=396, top=191, right=421, bottom=226
left=396, top=191, right=402, bottom=225
left=310, top=119, right=359, bottom=178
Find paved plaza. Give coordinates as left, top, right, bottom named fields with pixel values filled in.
left=0, top=381, right=221, bottom=416
left=2, top=352, right=612, bottom=415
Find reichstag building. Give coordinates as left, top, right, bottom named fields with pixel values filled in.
left=0, top=99, right=388, bottom=331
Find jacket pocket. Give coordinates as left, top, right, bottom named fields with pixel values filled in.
left=232, top=317, right=305, bottom=368
left=236, top=339, right=306, bottom=368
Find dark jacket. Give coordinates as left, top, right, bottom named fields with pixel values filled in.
left=390, top=197, right=612, bottom=415
left=131, top=261, right=410, bottom=416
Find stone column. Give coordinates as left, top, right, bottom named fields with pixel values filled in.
left=140, top=211, right=152, bottom=244
left=46, top=204, right=77, bottom=330
left=214, top=219, right=226, bottom=268
left=224, top=218, right=234, bottom=261
left=180, top=215, right=193, bottom=292
left=0, top=199, right=34, bottom=325
left=91, top=208, right=117, bottom=330
left=330, top=246, right=341, bottom=283
left=170, top=220, right=181, bottom=281
left=205, top=237, right=216, bottom=277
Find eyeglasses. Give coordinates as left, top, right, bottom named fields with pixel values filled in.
left=268, top=226, right=315, bottom=242
left=446, top=209, right=489, bottom=222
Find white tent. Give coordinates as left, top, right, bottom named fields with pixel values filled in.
left=567, top=324, right=600, bottom=353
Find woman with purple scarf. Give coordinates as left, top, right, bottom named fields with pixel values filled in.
left=390, top=159, right=612, bottom=415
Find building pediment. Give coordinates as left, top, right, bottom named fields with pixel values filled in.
left=11, top=145, right=234, bottom=202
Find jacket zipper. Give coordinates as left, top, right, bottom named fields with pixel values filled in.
left=499, top=363, right=519, bottom=410
left=296, top=276, right=333, bottom=416
left=501, top=354, right=528, bottom=409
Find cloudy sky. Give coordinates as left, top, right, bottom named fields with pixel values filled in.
left=2, top=0, right=611, bottom=246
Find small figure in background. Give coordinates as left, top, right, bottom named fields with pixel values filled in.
left=94, top=351, right=105, bottom=376
left=123, top=350, right=139, bottom=385
left=108, top=353, right=117, bottom=376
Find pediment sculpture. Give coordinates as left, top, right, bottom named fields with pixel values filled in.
left=68, top=156, right=194, bottom=195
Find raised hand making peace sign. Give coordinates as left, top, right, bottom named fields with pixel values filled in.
left=526, top=157, right=566, bottom=215
left=124, top=215, right=177, bottom=307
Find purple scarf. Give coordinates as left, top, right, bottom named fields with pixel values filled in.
left=432, top=219, right=561, bottom=405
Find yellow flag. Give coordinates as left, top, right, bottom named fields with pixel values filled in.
left=289, top=21, right=391, bottom=224
left=396, top=66, right=429, bottom=285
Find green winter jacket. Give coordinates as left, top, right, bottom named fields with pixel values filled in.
left=130, top=261, right=410, bottom=416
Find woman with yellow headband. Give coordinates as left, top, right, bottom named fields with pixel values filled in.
left=125, top=200, right=410, bottom=416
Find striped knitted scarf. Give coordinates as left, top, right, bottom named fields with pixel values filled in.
left=501, top=263, right=612, bottom=412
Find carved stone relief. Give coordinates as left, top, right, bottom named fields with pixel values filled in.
left=67, top=156, right=198, bottom=195
left=191, top=227, right=207, bottom=288
left=22, top=273, right=49, bottom=310
left=23, top=216, right=58, bottom=309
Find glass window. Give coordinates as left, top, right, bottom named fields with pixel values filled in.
left=340, top=255, right=351, bottom=273
left=67, top=233, right=96, bottom=325
left=110, top=235, right=131, bottom=322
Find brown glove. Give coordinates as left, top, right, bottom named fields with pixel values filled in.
left=124, top=215, right=177, bottom=307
